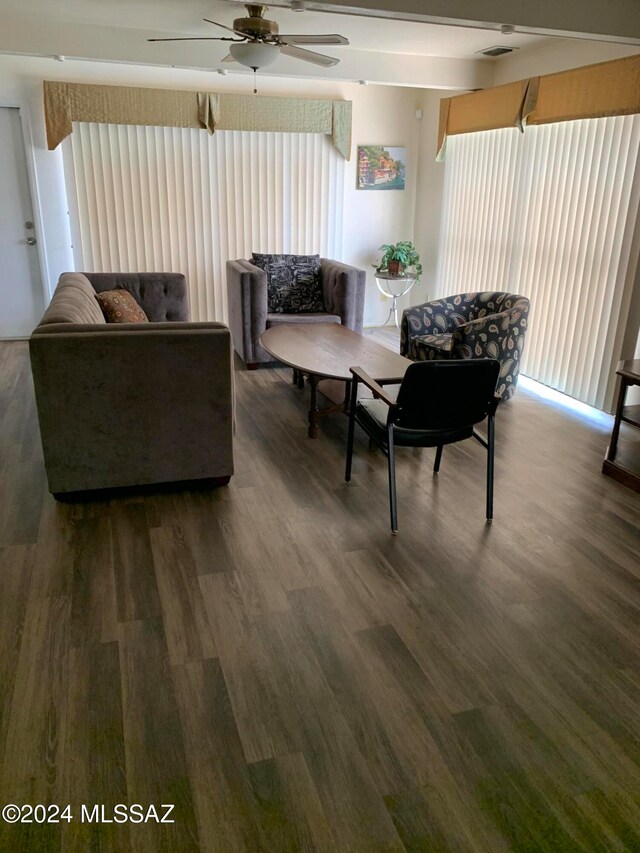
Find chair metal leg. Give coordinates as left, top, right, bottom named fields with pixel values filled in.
left=433, top=444, right=443, bottom=474
left=387, top=423, right=398, bottom=534
left=345, top=379, right=358, bottom=482
left=486, top=413, right=495, bottom=521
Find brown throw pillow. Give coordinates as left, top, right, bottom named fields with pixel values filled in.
left=95, top=289, right=149, bottom=323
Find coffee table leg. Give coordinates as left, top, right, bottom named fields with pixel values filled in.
left=308, top=374, right=320, bottom=438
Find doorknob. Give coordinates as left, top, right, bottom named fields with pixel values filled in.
left=26, top=236, right=37, bottom=246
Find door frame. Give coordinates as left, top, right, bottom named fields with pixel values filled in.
left=0, top=98, right=50, bottom=311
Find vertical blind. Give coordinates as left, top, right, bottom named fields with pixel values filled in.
left=65, top=123, right=345, bottom=322
left=436, top=115, right=640, bottom=410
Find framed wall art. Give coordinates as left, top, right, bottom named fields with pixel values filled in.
left=357, top=145, right=406, bottom=190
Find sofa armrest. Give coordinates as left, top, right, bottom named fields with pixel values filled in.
left=226, top=260, right=268, bottom=364
left=320, top=258, right=365, bottom=334
left=29, top=324, right=234, bottom=494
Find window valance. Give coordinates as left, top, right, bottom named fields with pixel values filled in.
left=43, top=81, right=352, bottom=160
left=438, top=53, right=640, bottom=159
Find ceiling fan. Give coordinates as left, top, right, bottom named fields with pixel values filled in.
left=148, top=3, right=349, bottom=71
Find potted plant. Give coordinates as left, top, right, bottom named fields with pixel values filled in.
left=375, top=241, right=423, bottom=278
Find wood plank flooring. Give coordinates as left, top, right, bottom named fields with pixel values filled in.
left=0, top=338, right=639, bottom=852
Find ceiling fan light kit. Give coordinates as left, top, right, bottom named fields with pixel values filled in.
left=230, top=41, right=280, bottom=69
left=147, top=4, right=349, bottom=86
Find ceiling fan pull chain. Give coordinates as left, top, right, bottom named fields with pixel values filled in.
left=253, top=67, right=258, bottom=94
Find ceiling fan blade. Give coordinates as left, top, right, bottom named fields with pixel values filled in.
left=280, top=44, right=339, bottom=67
left=148, top=37, right=233, bottom=42
left=203, top=17, right=247, bottom=37
left=279, top=34, right=349, bottom=46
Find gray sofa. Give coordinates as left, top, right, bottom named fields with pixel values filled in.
left=226, top=257, right=366, bottom=368
left=30, top=272, right=234, bottom=497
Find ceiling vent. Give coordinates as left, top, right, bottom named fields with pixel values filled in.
left=478, top=45, right=518, bottom=57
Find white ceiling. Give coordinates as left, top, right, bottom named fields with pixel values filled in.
left=1, top=0, right=553, bottom=60
left=11, top=0, right=637, bottom=92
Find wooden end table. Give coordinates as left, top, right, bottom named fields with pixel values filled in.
left=260, top=323, right=411, bottom=438
left=602, top=359, right=640, bottom=493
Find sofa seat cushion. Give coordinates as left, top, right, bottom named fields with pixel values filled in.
left=252, top=253, right=325, bottom=314
left=266, top=313, right=341, bottom=328
left=39, top=272, right=106, bottom=326
left=95, top=289, right=149, bottom=323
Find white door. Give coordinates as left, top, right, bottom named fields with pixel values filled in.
left=0, top=107, right=44, bottom=338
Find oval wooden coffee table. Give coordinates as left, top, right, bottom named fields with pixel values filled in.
left=261, top=323, right=411, bottom=438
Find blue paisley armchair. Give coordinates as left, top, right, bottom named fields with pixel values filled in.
left=401, top=291, right=530, bottom=401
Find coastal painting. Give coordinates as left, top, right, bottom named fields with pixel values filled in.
left=357, top=145, right=406, bottom=191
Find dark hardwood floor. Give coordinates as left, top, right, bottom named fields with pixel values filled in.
left=1, top=338, right=639, bottom=852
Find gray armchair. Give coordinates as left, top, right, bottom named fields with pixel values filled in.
left=226, top=256, right=366, bottom=368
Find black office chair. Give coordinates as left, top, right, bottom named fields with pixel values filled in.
left=345, top=359, right=501, bottom=534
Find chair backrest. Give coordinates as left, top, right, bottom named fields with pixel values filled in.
left=394, top=359, right=500, bottom=431
left=467, top=291, right=527, bottom=321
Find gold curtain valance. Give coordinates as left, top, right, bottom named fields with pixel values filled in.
left=44, top=81, right=352, bottom=159
left=438, top=53, right=640, bottom=159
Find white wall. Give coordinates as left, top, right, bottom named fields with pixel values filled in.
left=0, top=54, right=433, bottom=326
left=341, top=84, right=424, bottom=325
left=491, top=39, right=640, bottom=85
left=412, top=89, right=456, bottom=306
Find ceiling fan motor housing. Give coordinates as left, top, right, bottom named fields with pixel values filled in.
left=234, top=5, right=279, bottom=40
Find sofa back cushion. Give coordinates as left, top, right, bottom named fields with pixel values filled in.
left=85, top=273, right=189, bottom=321
left=39, top=272, right=106, bottom=326
left=251, top=253, right=324, bottom=314
left=471, top=291, right=527, bottom=320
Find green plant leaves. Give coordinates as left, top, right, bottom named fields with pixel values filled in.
left=375, top=241, right=422, bottom=278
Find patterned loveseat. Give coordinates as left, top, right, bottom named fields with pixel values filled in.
left=401, top=291, right=530, bottom=401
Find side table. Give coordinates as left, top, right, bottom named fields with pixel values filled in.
left=602, top=359, right=640, bottom=493
left=374, top=272, right=417, bottom=329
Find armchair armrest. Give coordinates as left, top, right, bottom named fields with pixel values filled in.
left=455, top=308, right=511, bottom=336
left=401, top=297, right=455, bottom=356
left=321, top=258, right=365, bottom=334
left=350, top=366, right=397, bottom=409
left=226, top=259, right=268, bottom=364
